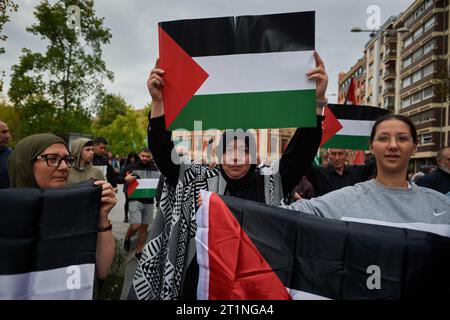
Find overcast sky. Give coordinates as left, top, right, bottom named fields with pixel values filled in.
left=1, top=0, right=414, bottom=108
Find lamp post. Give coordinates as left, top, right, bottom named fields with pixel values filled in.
left=351, top=26, right=409, bottom=109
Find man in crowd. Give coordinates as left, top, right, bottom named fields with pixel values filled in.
left=417, top=147, right=450, bottom=194
left=305, top=148, right=376, bottom=197
left=93, top=137, right=117, bottom=190
left=0, top=120, right=12, bottom=188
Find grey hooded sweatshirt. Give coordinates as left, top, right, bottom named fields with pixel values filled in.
left=68, top=138, right=106, bottom=186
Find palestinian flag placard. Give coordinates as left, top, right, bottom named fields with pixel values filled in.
left=321, top=104, right=390, bottom=150
left=128, top=179, right=159, bottom=199
left=0, top=182, right=100, bottom=300
left=158, top=11, right=316, bottom=131
left=196, top=191, right=450, bottom=300
left=127, top=170, right=160, bottom=199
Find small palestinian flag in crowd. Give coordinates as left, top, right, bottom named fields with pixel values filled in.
left=127, top=171, right=160, bottom=199
left=321, top=104, right=389, bottom=150
left=158, top=11, right=317, bottom=131
left=0, top=183, right=101, bottom=299
left=196, top=192, right=450, bottom=300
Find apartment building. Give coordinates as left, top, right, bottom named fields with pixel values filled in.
left=338, top=0, right=450, bottom=170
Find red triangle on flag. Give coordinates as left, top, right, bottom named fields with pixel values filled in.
left=127, top=175, right=139, bottom=197
left=320, top=106, right=343, bottom=147
left=206, top=193, right=291, bottom=300
left=158, top=26, right=209, bottom=129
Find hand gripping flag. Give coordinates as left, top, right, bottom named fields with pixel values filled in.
left=321, top=104, right=389, bottom=150
left=0, top=182, right=101, bottom=300
left=158, top=11, right=317, bottom=131
left=196, top=192, right=450, bottom=300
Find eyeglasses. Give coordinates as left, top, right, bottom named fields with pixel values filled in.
left=373, top=134, right=413, bottom=144
left=36, top=154, right=76, bottom=168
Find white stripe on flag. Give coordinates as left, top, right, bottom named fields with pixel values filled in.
left=287, top=288, right=331, bottom=300
left=195, top=190, right=212, bottom=300
left=135, top=179, right=159, bottom=189
left=0, top=263, right=95, bottom=300
left=337, top=120, right=375, bottom=137
left=341, top=217, right=450, bottom=237
left=194, top=51, right=315, bottom=95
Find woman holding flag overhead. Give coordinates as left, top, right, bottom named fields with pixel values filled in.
left=129, top=51, right=329, bottom=300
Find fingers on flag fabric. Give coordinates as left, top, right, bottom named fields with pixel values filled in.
left=196, top=192, right=450, bottom=299
left=0, top=182, right=101, bottom=300
left=158, top=11, right=317, bottom=131
left=321, top=104, right=390, bottom=150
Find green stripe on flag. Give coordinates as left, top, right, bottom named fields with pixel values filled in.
left=323, top=135, right=370, bottom=150
left=168, top=90, right=316, bottom=131
left=129, top=189, right=157, bottom=199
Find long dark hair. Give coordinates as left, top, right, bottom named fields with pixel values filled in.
left=370, top=114, right=418, bottom=144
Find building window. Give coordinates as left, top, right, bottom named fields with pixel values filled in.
left=403, top=56, right=412, bottom=68
left=412, top=91, right=422, bottom=104
left=402, top=76, right=412, bottom=88
left=422, top=86, right=433, bottom=99
left=404, top=35, right=413, bottom=48
left=401, top=96, right=411, bottom=108
left=424, top=16, right=436, bottom=32
left=423, top=39, right=435, bottom=55
left=412, top=69, right=422, bottom=82
left=423, top=63, right=434, bottom=77
left=420, top=134, right=433, bottom=145
left=413, top=26, right=424, bottom=40
left=412, top=47, right=423, bottom=61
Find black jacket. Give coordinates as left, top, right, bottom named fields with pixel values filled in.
left=416, top=168, right=450, bottom=195
left=0, top=146, right=12, bottom=189
left=92, top=154, right=117, bottom=188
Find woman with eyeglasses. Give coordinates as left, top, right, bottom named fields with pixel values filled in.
left=285, top=114, right=450, bottom=236
left=8, top=134, right=116, bottom=280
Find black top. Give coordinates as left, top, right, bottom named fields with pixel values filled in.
left=92, top=154, right=117, bottom=188
left=148, top=115, right=323, bottom=201
left=0, top=146, right=12, bottom=189
left=116, top=160, right=159, bottom=204
left=416, top=168, right=450, bottom=195
left=305, top=159, right=376, bottom=197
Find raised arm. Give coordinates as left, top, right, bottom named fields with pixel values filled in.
left=147, top=60, right=181, bottom=186
left=279, top=51, right=327, bottom=196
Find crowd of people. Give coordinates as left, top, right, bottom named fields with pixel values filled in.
left=0, top=49, right=449, bottom=300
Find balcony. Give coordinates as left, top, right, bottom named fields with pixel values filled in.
left=382, top=84, right=395, bottom=95
left=382, top=68, right=396, bottom=80
left=383, top=49, right=397, bottom=63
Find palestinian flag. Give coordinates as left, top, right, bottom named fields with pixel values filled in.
left=158, top=11, right=316, bottom=131
left=127, top=171, right=160, bottom=199
left=321, top=104, right=389, bottom=150
left=0, top=182, right=101, bottom=299
left=196, top=192, right=450, bottom=299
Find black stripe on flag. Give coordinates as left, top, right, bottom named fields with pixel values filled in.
left=159, top=11, right=315, bottom=57
left=220, top=195, right=450, bottom=299
left=0, top=181, right=101, bottom=275
left=327, top=103, right=390, bottom=121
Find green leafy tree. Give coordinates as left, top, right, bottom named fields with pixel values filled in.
left=8, top=0, right=113, bottom=135
left=0, top=0, right=18, bottom=92
left=94, top=93, right=129, bottom=129
left=95, top=110, right=146, bottom=156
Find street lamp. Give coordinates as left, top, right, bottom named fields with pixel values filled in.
left=350, top=26, right=409, bottom=109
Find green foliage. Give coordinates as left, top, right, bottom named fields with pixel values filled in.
left=95, top=109, right=146, bottom=156
left=94, top=93, right=129, bottom=129
left=6, top=0, right=114, bottom=141
left=16, top=97, right=92, bottom=137
left=0, top=0, right=19, bottom=91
